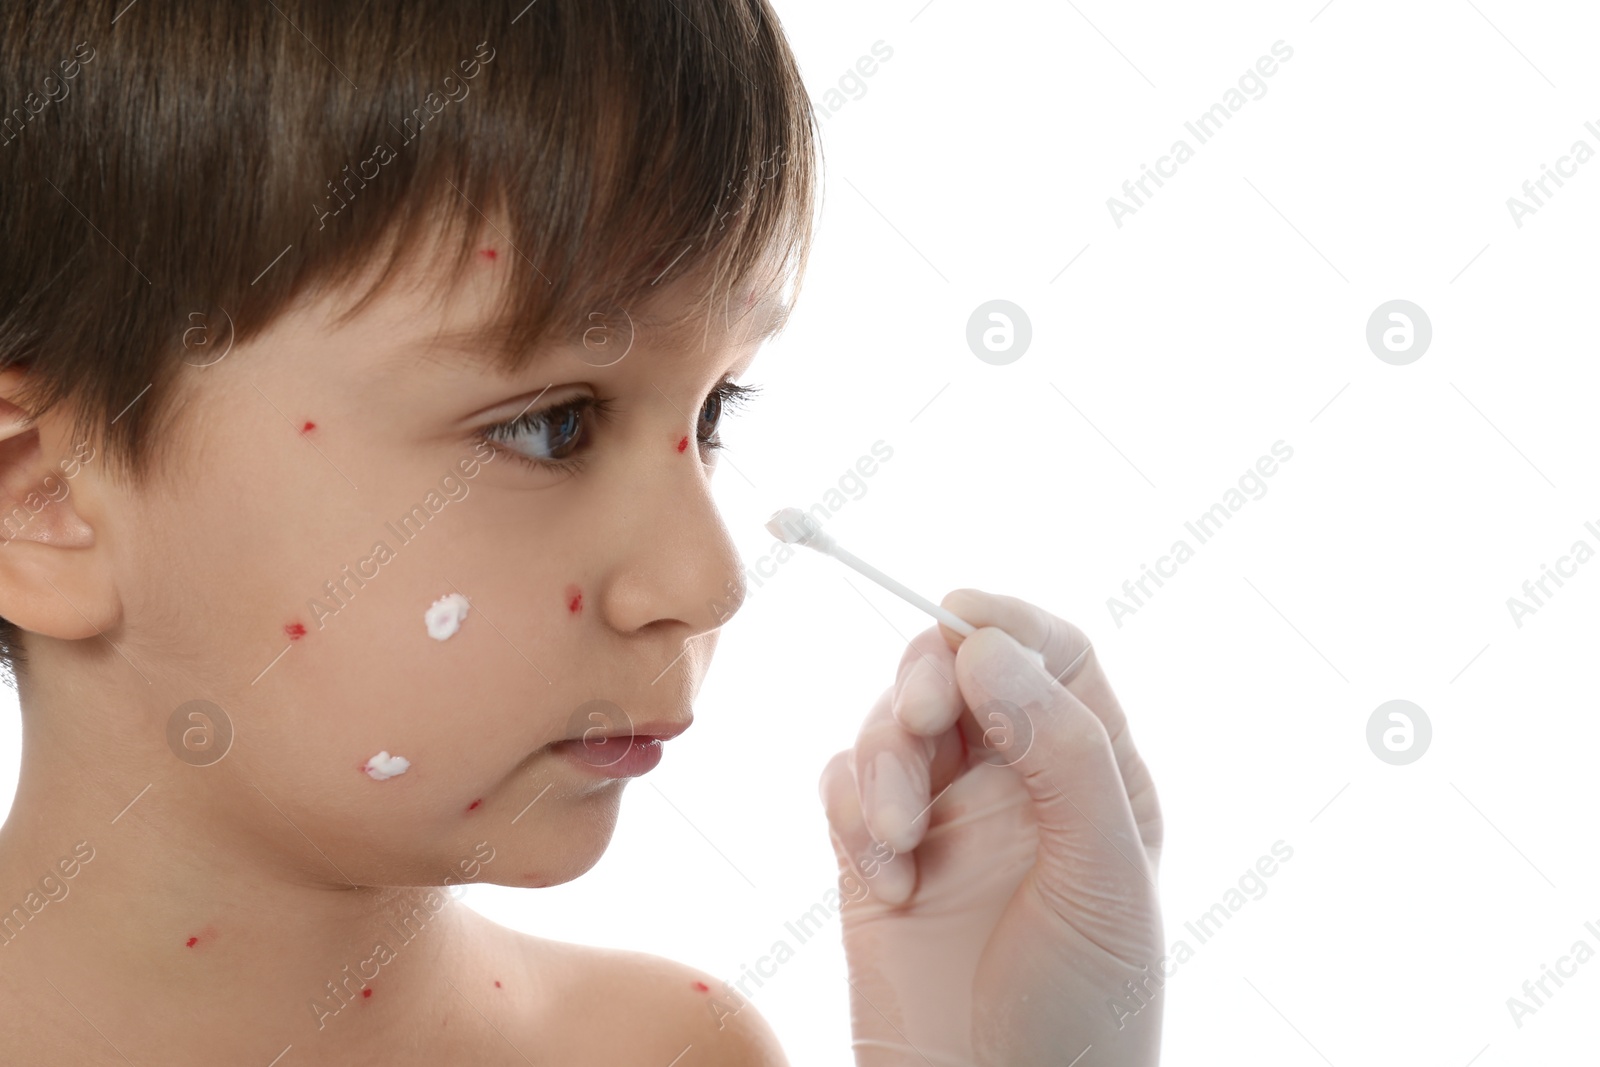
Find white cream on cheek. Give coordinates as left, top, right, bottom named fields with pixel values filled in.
left=364, top=751, right=410, bottom=780
left=425, top=592, right=470, bottom=640
left=358, top=595, right=468, bottom=783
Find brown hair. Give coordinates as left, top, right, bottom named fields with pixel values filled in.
left=0, top=0, right=820, bottom=677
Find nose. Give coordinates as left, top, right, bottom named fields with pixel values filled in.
left=597, top=443, right=748, bottom=641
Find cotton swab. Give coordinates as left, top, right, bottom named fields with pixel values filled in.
left=766, top=507, right=977, bottom=635
left=765, top=508, right=1051, bottom=678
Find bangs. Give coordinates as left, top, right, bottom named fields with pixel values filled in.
left=325, top=1, right=820, bottom=368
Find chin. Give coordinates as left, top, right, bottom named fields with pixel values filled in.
left=509, top=786, right=625, bottom=885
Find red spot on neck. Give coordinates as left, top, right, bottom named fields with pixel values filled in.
left=478, top=248, right=498, bottom=261
left=285, top=622, right=307, bottom=640
left=565, top=584, right=583, bottom=615
left=692, top=980, right=709, bottom=992
left=494, top=980, right=503, bottom=988
left=185, top=936, right=198, bottom=947
left=466, top=798, right=482, bottom=812
left=300, top=421, right=316, bottom=434
left=676, top=435, right=689, bottom=453
left=362, top=988, right=373, bottom=998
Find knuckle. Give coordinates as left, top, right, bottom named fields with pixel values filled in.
left=1044, top=613, right=1095, bottom=679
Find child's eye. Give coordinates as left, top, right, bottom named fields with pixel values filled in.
left=480, top=379, right=761, bottom=476
left=480, top=395, right=612, bottom=475
left=697, top=379, right=761, bottom=453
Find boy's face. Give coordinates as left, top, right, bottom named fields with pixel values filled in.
left=91, top=236, right=780, bottom=890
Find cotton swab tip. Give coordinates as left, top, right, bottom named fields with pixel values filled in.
left=766, top=507, right=823, bottom=545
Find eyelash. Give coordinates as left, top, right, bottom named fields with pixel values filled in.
left=479, top=379, right=762, bottom=476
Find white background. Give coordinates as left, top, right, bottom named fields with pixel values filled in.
left=6, top=1, right=1600, bottom=1064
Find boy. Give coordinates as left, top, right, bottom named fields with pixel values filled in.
left=0, top=2, right=1164, bottom=1064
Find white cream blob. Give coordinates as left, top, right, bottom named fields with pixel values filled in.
left=425, top=592, right=470, bottom=640
left=364, top=751, right=410, bottom=780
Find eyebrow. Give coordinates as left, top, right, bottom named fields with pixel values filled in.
left=390, top=292, right=792, bottom=377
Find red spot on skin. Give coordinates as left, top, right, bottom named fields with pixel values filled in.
left=494, top=980, right=503, bottom=989
left=362, top=988, right=372, bottom=998
left=693, top=981, right=709, bottom=992
left=478, top=248, right=498, bottom=261
left=676, top=435, right=689, bottom=453
left=466, top=798, right=482, bottom=812
left=285, top=622, right=307, bottom=641
left=184, top=925, right=219, bottom=949
left=521, top=873, right=549, bottom=886
left=300, top=421, right=316, bottom=434
left=565, top=584, right=583, bottom=615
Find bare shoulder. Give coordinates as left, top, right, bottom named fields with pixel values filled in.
left=527, top=935, right=790, bottom=1066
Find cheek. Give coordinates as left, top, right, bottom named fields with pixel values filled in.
left=264, top=500, right=584, bottom=782
left=123, top=415, right=608, bottom=865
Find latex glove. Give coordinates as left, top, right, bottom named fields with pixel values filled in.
left=818, top=589, right=1164, bottom=1067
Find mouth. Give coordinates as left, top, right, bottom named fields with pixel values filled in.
left=549, top=717, right=691, bottom=779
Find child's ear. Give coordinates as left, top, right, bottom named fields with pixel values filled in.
left=0, top=368, right=119, bottom=641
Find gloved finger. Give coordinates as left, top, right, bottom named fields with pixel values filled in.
left=818, top=742, right=916, bottom=907
left=953, top=626, right=1160, bottom=929
left=853, top=668, right=968, bottom=855
left=940, top=588, right=1161, bottom=859
left=888, top=624, right=964, bottom=738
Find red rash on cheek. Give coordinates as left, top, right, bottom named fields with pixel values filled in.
left=362, top=988, right=373, bottom=999
left=300, top=421, right=316, bottom=434
left=494, top=980, right=503, bottom=989
left=676, top=435, right=689, bottom=454
left=465, top=798, right=482, bottom=812
left=185, top=937, right=197, bottom=947
left=285, top=622, right=307, bottom=641
left=565, top=585, right=583, bottom=615
left=693, top=981, right=709, bottom=992
left=478, top=248, right=498, bottom=261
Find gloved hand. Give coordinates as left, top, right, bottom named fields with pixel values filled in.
left=818, top=589, right=1164, bottom=1066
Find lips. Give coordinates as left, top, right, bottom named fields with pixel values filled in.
left=546, top=714, right=691, bottom=779
left=551, top=734, right=667, bottom=777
